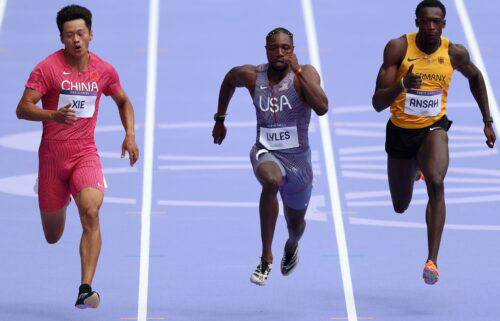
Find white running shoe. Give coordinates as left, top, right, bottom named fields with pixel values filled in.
left=250, top=259, right=272, bottom=286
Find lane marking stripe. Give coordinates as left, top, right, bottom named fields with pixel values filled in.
left=301, top=0, right=358, bottom=320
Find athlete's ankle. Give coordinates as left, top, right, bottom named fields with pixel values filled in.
left=261, top=255, right=273, bottom=263
left=79, top=283, right=92, bottom=294
left=284, top=239, right=298, bottom=254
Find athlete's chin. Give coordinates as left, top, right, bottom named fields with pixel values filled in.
left=66, top=47, right=88, bottom=59
left=270, top=62, right=288, bottom=72
left=424, top=34, right=440, bottom=45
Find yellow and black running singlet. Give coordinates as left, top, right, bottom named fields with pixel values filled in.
left=390, top=32, right=454, bottom=129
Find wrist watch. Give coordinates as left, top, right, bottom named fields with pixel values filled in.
left=214, top=113, right=227, bottom=122
left=483, top=117, right=494, bottom=124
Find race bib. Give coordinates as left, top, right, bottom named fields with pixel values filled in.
left=404, top=89, right=442, bottom=117
left=57, top=89, right=97, bottom=118
left=259, top=125, right=299, bottom=150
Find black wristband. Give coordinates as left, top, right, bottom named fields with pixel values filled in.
left=483, top=117, right=494, bottom=124
left=214, top=113, right=227, bottom=122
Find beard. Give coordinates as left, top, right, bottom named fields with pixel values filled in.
left=269, top=61, right=288, bottom=72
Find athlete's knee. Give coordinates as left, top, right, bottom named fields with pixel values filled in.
left=426, top=176, right=445, bottom=199
left=260, top=175, right=281, bottom=193
left=80, top=206, right=100, bottom=231
left=44, top=232, right=63, bottom=244
left=287, top=216, right=306, bottom=231
left=392, top=200, right=410, bottom=214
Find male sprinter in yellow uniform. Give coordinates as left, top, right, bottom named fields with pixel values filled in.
left=372, top=0, right=495, bottom=285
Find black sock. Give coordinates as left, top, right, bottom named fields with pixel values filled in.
left=79, top=284, right=92, bottom=294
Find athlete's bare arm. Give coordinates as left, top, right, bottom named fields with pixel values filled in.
left=16, top=88, right=76, bottom=125
left=284, top=54, right=328, bottom=115
left=372, top=36, right=422, bottom=112
left=212, top=65, right=258, bottom=145
left=449, top=43, right=495, bottom=148
left=112, top=89, right=139, bottom=166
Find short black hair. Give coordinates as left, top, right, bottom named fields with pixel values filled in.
left=56, top=5, right=92, bottom=34
left=266, top=27, right=294, bottom=45
left=415, top=0, right=446, bottom=18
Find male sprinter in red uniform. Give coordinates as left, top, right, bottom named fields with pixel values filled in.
left=372, top=0, right=495, bottom=284
left=16, top=5, right=139, bottom=308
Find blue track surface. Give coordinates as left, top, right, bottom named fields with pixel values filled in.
left=0, top=1, right=498, bottom=320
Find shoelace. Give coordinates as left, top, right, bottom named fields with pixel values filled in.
left=258, top=261, right=271, bottom=273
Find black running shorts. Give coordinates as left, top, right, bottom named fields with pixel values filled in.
left=385, top=115, right=452, bottom=159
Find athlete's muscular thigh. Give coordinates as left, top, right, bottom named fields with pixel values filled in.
left=388, top=156, right=419, bottom=213
left=417, top=129, right=449, bottom=189
left=40, top=207, right=67, bottom=244
left=256, top=161, right=283, bottom=190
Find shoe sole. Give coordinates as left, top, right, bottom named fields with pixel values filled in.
left=75, top=292, right=100, bottom=309
left=249, top=275, right=266, bottom=286
left=423, top=268, right=439, bottom=285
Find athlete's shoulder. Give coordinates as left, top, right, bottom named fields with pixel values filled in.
left=385, top=35, right=407, bottom=53
left=89, top=52, right=116, bottom=71
left=35, top=50, right=65, bottom=69
left=382, top=35, right=407, bottom=65
left=448, top=42, right=470, bottom=68
left=232, top=64, right=259, bottom=74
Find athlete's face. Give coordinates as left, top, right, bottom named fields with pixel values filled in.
left=415, top=7, right=446, bottom=45
left=60, top=19, right=93, bottom=60
left=266, top=33, right=294, bottom=72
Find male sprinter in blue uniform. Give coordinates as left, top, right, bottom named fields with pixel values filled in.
left=212, top=28, right=328, bottom=285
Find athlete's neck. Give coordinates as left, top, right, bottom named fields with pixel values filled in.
left=415, top=33, right=441, bottom=55
left=63, top=49, right=90, bottom=71
left=267, top=65, right=289, bottom=85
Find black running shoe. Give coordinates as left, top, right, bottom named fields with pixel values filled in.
left=281, top=246, right=299, bottom=276
left=250, top=258, right=272, bottom=286
left=75, top=291, right=100, bottom=309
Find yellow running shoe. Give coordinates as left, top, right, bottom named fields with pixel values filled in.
left=423, top=260, right=439, bottom=285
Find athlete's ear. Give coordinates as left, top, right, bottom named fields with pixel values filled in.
left=443, top=19, right=446, bottom=29
left=415, top=18, right=419, bottom=28
left=89, top=30, right=94, bottom=41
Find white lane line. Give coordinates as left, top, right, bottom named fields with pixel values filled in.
left=301, top=0, right=357, bottom=320
left=350, top=217, right=500, bottom=231
left=158, top=196, right=329, bottom=222
left=346, top=187, right=500, bottom=200
left=158, top=155, right=248, bottom=162
left=158, top=150, right=320, bottom=162
left=333, top=121, right=385, bottom=129
left=105, top=197, right=137, bottom=205
left=331, top=102, right=475, bottom=115
left=157, top=121, right=254, bottom=129
left=347, top=193, right=500, bottom=207
left=339, top=149, right=497, bottom=162
left=160, top=164, right=251, bottom=171
left=455, top=0, right=500, bottom=137
left=158, top=200, right=257, bottom=207
left=159, top=163, right=322, bottom=172
left=0, top=0, right=6, bottom=33
left=335, top=128, right=385, bottom=138
left=137, top=0, right=159, bottom=320
left=342, top=171, right=500, bottom=184
left=339, top=146, right=383, bottom=155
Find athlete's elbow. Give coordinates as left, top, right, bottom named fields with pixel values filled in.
left=16, top=105, right=25, bottom=120
left=314, top=103, right=328, bottom=116
left=371, top=97, right=386, bottom=112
